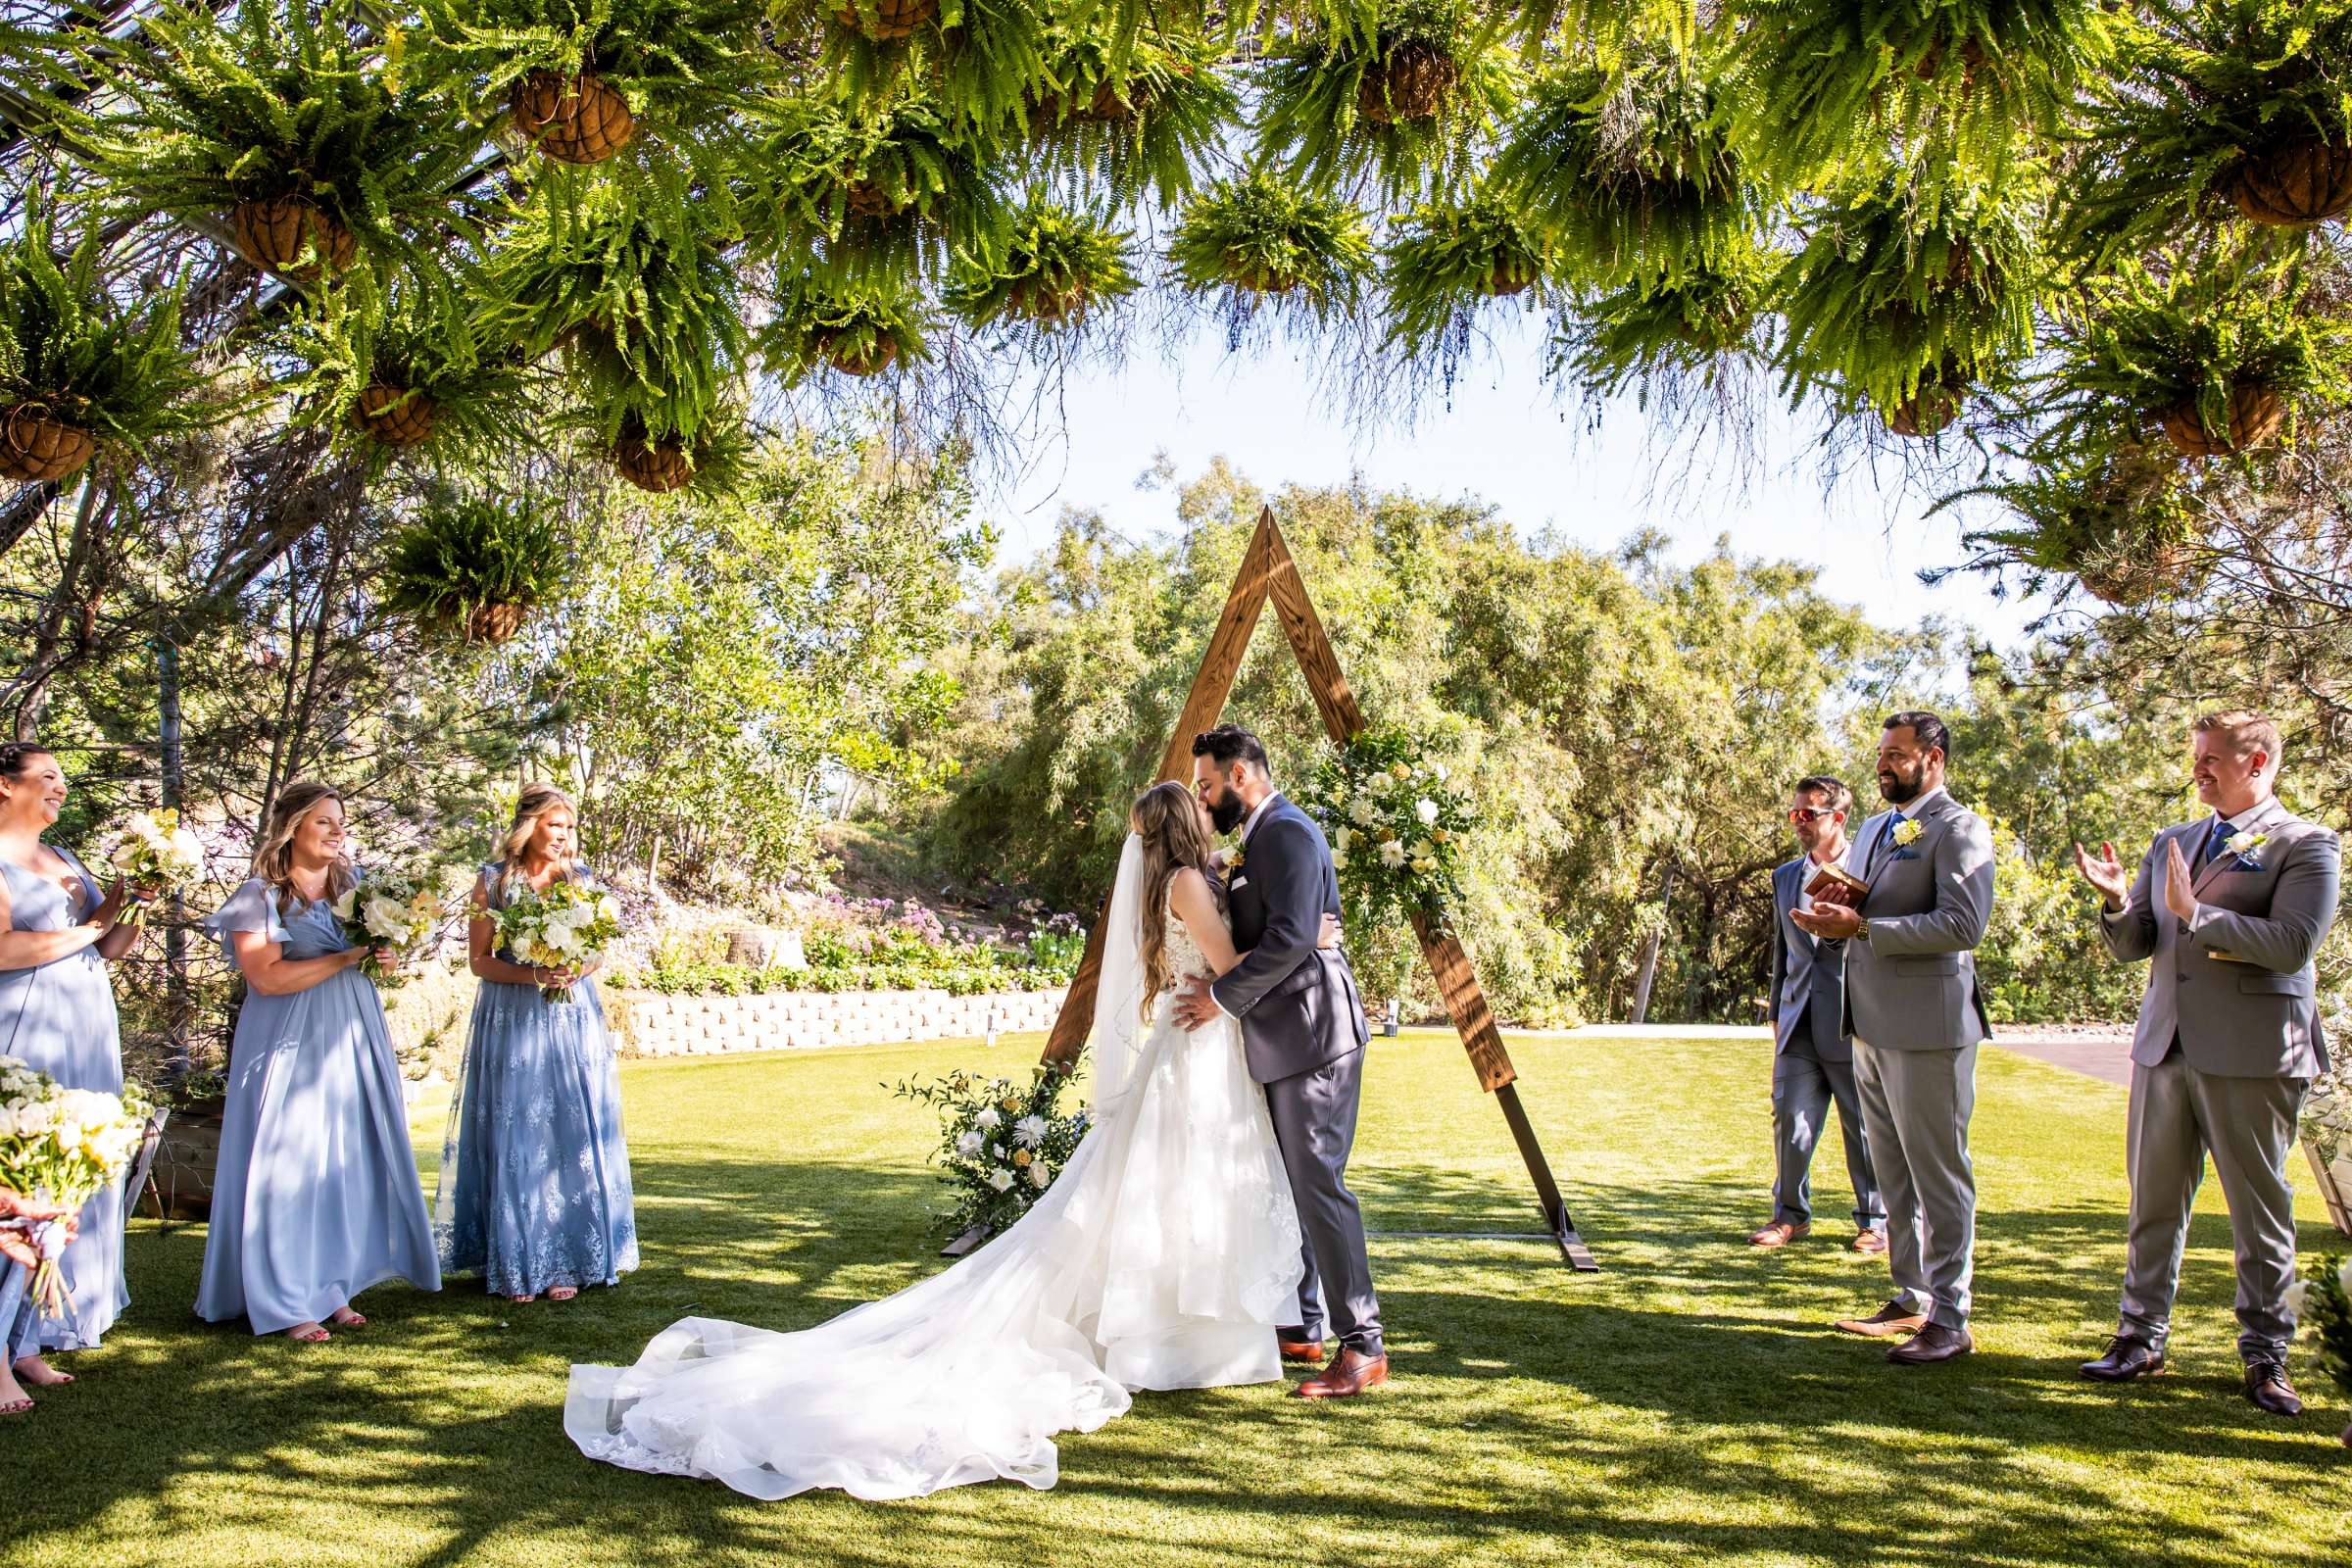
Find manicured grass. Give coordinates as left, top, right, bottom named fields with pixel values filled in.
left=9, top=1032, right=2348, bottom=1568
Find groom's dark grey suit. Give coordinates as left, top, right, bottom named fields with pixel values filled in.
left=1211, top=793, right=1383, bottom=1357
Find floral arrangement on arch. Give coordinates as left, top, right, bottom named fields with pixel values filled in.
left=1295, top=728, right=1474, bottom=933
left=891, top=1063, right=1089, bottom=1243
left=2283, top=1252, right=2352, bottom=1446
left=2303, top=1054, right=2352, bottom=1168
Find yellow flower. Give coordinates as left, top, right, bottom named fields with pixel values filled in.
left=1001, top=1098, right=1020, bottom=1113
left=1432, top=828, right=1450, bottom=843
left=1391, top=762, right=1411, bottom=781
left=1013, top=1148, right=1034, bottom=1167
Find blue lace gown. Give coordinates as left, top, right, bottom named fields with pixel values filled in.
left=195, top=878, right=440, bottom=1333
left=433, top=861, right=637, bottom=1298
left=0, top=849, right=128, bottom=1361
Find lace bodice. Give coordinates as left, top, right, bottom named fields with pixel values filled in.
left=1160, top=895, right=1214, bottom=992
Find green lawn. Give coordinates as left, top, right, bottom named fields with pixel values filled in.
left=8, top=1033, right=2349, bottom=1568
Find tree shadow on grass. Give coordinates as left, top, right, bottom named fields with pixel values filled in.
left=13, top=1151, right=2350, bottom=1568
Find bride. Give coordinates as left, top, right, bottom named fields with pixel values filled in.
left=564, top=780, right=1326, bottom=1499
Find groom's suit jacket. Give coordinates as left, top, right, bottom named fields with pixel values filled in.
left=2099, top=797, right=2339, bottom=1078
left=1211, top=794, right=1370, bottom=1085
left=1843, top=788, right=1996, bottom=1052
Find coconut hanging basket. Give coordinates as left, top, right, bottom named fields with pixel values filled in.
left=814, top=331, right=901, bottom=375
left=1887, top=385, right=1964, bottom=439
left=2074, top=539, right=2190, bottom=605
left=348, top=384, right=440, bottom=449
left=1357, top=43, right=1458, bottom=124
left=512, top=72, right=638, bottom=166
left=465, top=600, right=529, bottom=644
left=612, top=428, right=696, bottom=493
left=2223, top=140, right=2352, bottom=228
left=0, top=404, right=98, bottom=483
left=229, top=196, right=358, bottom=279
left=832, top=0, right=938, bottom=41
left=2161, top=385, right=2285, bottom=458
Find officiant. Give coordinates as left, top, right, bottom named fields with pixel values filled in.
left=1751, top=775, right=1886, bottom=1254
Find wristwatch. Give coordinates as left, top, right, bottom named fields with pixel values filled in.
left=1853, top=920, right=1872, bottom=945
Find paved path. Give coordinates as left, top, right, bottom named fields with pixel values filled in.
left=1501, top=1022, right=2137, bottom=1087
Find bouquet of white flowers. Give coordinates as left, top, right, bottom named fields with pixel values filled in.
left=0, top=1056, right=153, bottom=1323
left=494, top=877, right=624, bottom=1002
left=107, top=808, right=204, bottom=922
left=331, top=868, right=446, bottom=985
left=891, top=1063, right=1089, bottom=1244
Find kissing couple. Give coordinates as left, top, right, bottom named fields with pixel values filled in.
left=564, top=723, right=1388, bottom=1500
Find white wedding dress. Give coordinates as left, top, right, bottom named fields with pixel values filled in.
left=564, top=835, right=1304, bottom=1499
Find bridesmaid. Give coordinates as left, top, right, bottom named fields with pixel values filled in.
left=196, top=781, right=441, bottom=1343
left=0, top=741, right=145, bottom=1415
left=435, top=784, right=636, bottom=1302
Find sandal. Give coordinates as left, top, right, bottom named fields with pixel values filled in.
left=287, top=1323, right=331, bottom=1344
left=546, top=1286, right=579, bottom=1302
left=328, top=1308, right=368, bottom=1328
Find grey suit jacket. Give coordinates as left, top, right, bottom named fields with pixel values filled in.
left=1767, top=856, right=1853, bottom=1062
left=2099, top=797, right=2340, bottom=1078
left=1210, top=795, right=1370, bottom=1085
left=1843, top=789, right=1996, bottom=1052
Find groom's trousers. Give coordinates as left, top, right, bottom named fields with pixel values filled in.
left=1265, top=1047, right=1385, bottom=1357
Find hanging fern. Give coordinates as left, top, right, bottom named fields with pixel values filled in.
left=943, top=199, right=1139, bottom=332
left=1964, top=445, right=2207, bottom=605
left=2065, top=1, right=2352, bottom=260
left=381, top=492, right=569, bottom=641
left=0, top=204, right=228, bottom=482
left=748, top=92, right=1006, bottom=280
left=1550, top=233, right=1780, bottom=400
left=1253, top=0, right=1522, bottom=204
left=1776, top=170, right=2043, bottom=432
left=276, top=284, right=541, bottom=466
left=480, top=179, right=748, bottom=443
left=1489, top=47, right=1755, bottom=292
left=1169, top=172, right=1377, bottom=316
left=1378, top=189, right=1550, bottom=366
left=1725, top=0, right=2114, bottom=189
left=1022, top=20, right=1239, bottom=208
left=760, top=276, right=934, bottom=381
left=798, top=0, right=1054, bottom=136
left=26, top=0, right=477, bottom=299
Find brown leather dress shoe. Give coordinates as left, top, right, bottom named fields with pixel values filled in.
left=1749, top=1220, right=1810, bottom=1248
left=1278, top=1338, right=1326, bottom=1364
left=1887, top=1323, right=1975, bottom=1365
left=1851, top=1229, right=1887, bottom=1256
left=2244, top=1357, right=2303, bottom=1416
left=2080, top=1336, right=2166, bottom=1382
left=1295, top=1348, right=1389, bottom=1399
left=1834, top=1299, right=1929, bottom=1337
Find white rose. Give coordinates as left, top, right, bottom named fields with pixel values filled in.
left=987, top=1167, right=1014, bottom=1192
left=0, top=1103, right=16, bottom=1138
left=1012, top=1114, right=1048, bottom=1149
left=1416, top=798, right=1439, bottom=825
left=2284, top=1279, right=2310, bottom=1317
left=2339, top=1257, right=2352, bottom=1297
left=331, top=887, right=359, bottom=920
left=1026, top=1162, right=1051, bottom=1189
left=1333, top=826, right=1353, bottom=854
left=598, top=895, right=623, bottom=925
left=974, top=1107, right=1002, bottom=1130
left=956, top=1130, right=984, bottom=1157
left=1430, top=761, right=1447, bottom=782
left=1332, top=851, right=1348, bottom=870
left=364, top=894, right=409, bottom=938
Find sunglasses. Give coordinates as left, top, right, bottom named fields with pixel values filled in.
left=1787, top=807, right=1841, bottom=824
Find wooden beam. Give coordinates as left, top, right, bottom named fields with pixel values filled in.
left=1410, top=913, right=1518, bottom=1093
left=1258, top=515, right=1367, bottom=745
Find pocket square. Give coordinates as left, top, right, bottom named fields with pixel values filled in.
left=1230, top=876, right=1250, bottom=890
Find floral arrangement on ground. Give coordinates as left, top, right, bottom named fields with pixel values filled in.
left=891, top=1062, right=1089, bottom=1241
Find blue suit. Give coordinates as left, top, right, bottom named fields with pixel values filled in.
left=1765, top=856, right=1884, bottom=1232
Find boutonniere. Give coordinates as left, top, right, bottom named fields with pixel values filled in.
left=1221, top=844, right=1245, bottom=883
left=2226, top=829, right=2268, bottom=867
left=1891, top=818, right=1924, bottom=849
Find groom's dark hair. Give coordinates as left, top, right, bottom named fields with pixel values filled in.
left=1883, top=710, right=1951, bottom=760
left=1192, top=724, right=1271, bottom=778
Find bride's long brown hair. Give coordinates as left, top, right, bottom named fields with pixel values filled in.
left=1132, top=779, right=1219, bottom=1014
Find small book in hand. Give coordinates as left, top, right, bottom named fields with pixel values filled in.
left=2201, top=948, right=2259, bottom=964
left=1805, top=863, right=1868, bottom=905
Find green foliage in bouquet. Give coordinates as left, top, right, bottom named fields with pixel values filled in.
left=1377, top=189, right=1549, bottom=367
left=1725, top=0, right=2113, bottom=187
left=1776, top=169, right=2042, bottom=432
left=1963, top=444, right=2206, bottom=605
left=1490, top=47, right=1754, bottom=292
left=277, top=282, right=540, bottom=465
left=2287, top=1253, right=2352, bottom=1411
left=891, top=1062, right=1089, bottom=1242
left=760, top=276, right=933, bottom=381
left=413, top=0, right=775, bottom=161
left=1295, top=728, right=1476, bottom=935
left=2046, top=249, right=2350, bottom=460
left=1024, top=19, right=1239, bottom=207
left=1550, top=232, right=1778, bottom=399
left=806, top=0, right=1054, bottom=136
left=482, top=179, right=747, bottom=444
left=748, top=92, right=1004, bottom=280
left=31, top=0, right=477, bottom=294
left=1169, top=172, right=1376, bottom=320
left=2067, top=1, right=2352, bottom=257
left=943, top=199, right=1138, bottom=333
left=0, top=207, right=225, bottom=481
left=1253, top=0, right=1521, bottom=204
left=380, top=493, right=568, bottom=644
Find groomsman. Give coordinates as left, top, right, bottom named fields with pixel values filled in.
left=1793, top=711, right=1995, bottom=1366
left=1752, top=775, right=1887, bottom=1253
left=2072, top=710, right=2341, bottom=1416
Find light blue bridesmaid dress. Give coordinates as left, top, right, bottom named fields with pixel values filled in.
left=0, top=848, right=128, bottom=1361
left=433, top=861, right=637, bottom=1298
left=195, top=877, right=440, bottom=1333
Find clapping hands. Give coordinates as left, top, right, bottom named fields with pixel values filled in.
left=2072, top=841, right=2132, bottom=909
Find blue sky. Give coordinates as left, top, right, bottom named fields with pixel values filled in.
left=989, top=313, right=2052, bottom=650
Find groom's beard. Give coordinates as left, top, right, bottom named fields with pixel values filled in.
left=1878, top=765, right=1924, bottom=805
left=1207, top=789, right=1247, bottom=835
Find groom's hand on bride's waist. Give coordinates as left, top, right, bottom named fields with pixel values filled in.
left=1172, top=977, right=1224, bottom=1031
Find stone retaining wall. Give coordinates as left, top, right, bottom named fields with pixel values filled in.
left=610, top=986, right=1070, bottom=1058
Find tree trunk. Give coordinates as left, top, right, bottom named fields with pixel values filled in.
left=1628, top=864, right=1677, bottom=1025
left=158, top=630, right=192, bottom=1078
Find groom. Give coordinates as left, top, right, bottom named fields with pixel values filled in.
left=1172, top=724, right=1387, bottom=1398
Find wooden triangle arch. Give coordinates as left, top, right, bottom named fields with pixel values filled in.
left=1040, top=506, right=1597, bottom=1270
